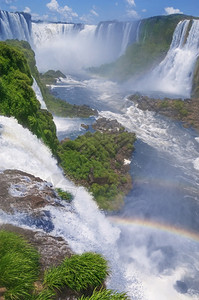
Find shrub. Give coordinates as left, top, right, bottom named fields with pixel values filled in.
left=44, top=252, right=109, bottom=293
left=55, top=188, right=73, bottom=202
left=0, top=42, right=59, bottom=154
left=0, top=230, right=40, bottom=299
left=78, top=288, right=130, bottom=300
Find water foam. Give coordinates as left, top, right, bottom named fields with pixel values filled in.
left=100, top=103, right=199, bottom=176
left=0, top=115, right=142, bottom=299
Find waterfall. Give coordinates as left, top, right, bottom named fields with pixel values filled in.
left=95, top=21, right=139, bottom=57
left=0, top=10, right=138, bottom=71
left=0, top=10, right=32, bottom=42
left=31, top=22, right=87, bottom=46
left=32, top=20, right=138, bottom=60
left=147, top=19, right=199, bottom=97
left=0, top=115, right=141, bottom=298
left=32, top=78, right=47, bottom=110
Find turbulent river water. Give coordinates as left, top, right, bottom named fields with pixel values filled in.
left=49, top=74, right=199, bottom=300
left=0, top=10, right=199, bottom=299
left=0, top=71, right=199, bottom=299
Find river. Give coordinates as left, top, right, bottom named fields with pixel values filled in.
left=49, top=73, right=199, bottom=300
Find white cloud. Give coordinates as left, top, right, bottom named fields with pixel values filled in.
left=142, top=9, right=147, bottom=13
left=23, top=6, right=31, bottom=14
left=46, top=0, right=59, bottom=11
left=127, top=9, right=140, bottom=19
left=164, top=7, right=183, bottom=15
left=126, top=0, right=136, bottom=7
left=90, top=9, right=98, bottom=17
left=115, top=2, right=118, bottom=6
left=46, top=0, right=78, bottom=21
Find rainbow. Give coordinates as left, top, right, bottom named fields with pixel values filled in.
left=108, top=216, right=199, bottom=243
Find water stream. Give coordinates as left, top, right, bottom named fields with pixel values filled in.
left=50, top=74, right=199, bottom=299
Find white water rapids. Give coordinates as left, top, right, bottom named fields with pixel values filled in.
left=1, top=13, right=199, bottom=300
left=0, top=116, right=141, bottom=298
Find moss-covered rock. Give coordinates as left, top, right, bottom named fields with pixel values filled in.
left=129, top=94, right=199, bottom=131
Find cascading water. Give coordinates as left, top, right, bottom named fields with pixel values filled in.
left=0, top=116, right=142, bottom=298
left=0, top=10, right=32, bottom=42
left=2, top=9, right=199, bottom=299
left=31, top=22, right=86, bottom=46
left=95, top=21, right=139, bottom=57
left=32, top=78, right=47, bottom=109
left=143, top=19, right=199, bottom=97
left=31, top=20, right=139, bottom=73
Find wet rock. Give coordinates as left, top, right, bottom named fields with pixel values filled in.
left=129, top=94, right=199, bottom=132
left=0, top=169, right=61, bottom=214
left=81, top=123, right=89, bottom=130
left=0, top=169, right=64, bottom=232
left=92, top=117, right=125, bottom=133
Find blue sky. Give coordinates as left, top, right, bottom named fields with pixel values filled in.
left=0, top=0, right=199, bottom=23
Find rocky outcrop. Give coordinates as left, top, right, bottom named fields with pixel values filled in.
left=129, top=94, right=199, bottom=131
left=0, top=169, right=73, bottom=272
left=92, top=117, right=125, bottom=133
left=0, top=169, right=60, bottom=213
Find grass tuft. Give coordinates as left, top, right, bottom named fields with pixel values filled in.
left=78, top=288, right=130, bottom=300
left=0, top=230, right=40, bottom=299
left=44, top=252, right=109, bottom=293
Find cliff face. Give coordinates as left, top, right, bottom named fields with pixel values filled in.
left=90, top=14, right=192, bottom=81
left=0, top=41, right=59, bottom=153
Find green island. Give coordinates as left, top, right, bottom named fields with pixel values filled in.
left=0, top=230, right=129, bottom=300
left=58, top=120, right=136, bottom=210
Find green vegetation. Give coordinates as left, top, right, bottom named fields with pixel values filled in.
left=79, top=288, right=130, bottom=300
left=91, top=14, right=192, bottom=81
left=39, top=72, right=97, bottom=118
left=5, top=40, right=96, bottom=118
left=44, top=252, right=108, bottom=293
left=192, top=57, right=199, bottom=98
left=0, top=230, right=40, bottom=299
left=58, top=130, right=136, bottom=210
left=40, top=70, right=66, bottom=85
left=55, top=188, right=73, bottom=202
left=0, top=41, right=58, bottom=153
left=173, top=100, right=188, bottom=117
left=1, top=230, right=125, bottom=299
left=158, top=98, right=188, bottom=117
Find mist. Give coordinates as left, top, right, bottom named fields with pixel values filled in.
left=32, top=22, right=138, bottom=74
left=123, top=19, right=199, bottom=99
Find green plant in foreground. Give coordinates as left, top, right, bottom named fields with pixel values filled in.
left=78, top=288, right=130, bottom=300
left=0, top=230, right=40, bottom=299
left=31, top=288, right=56, bottom=300
left=44, top=252, right=109, bottom=293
